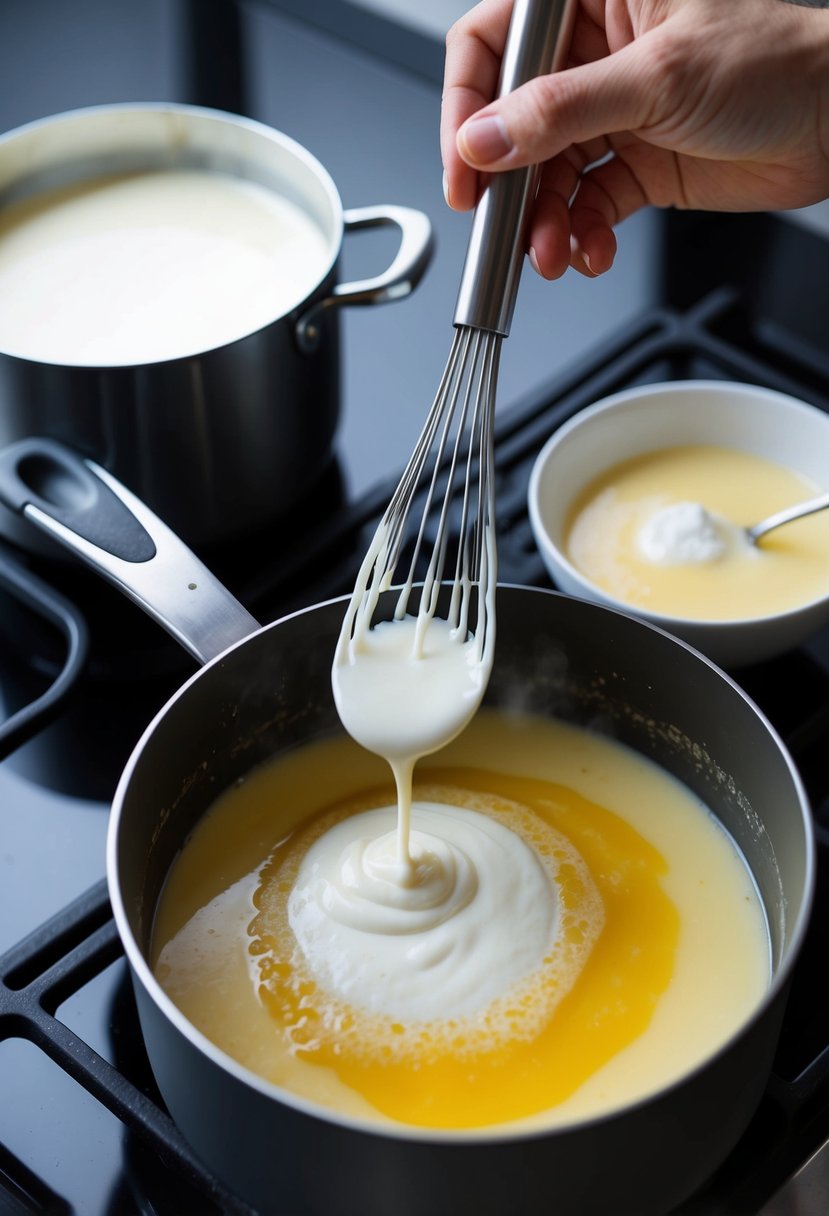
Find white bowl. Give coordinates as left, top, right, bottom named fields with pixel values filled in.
left=527, top=380, right=829, bottom=668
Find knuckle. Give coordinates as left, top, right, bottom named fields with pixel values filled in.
left=521, top=73, right=563, bottom=136
left=641, top=30, right=696, bottom=118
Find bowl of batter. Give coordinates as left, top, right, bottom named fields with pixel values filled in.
left=528, top=379, right=829, bottom=667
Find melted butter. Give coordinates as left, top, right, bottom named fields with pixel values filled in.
left=566, top=444, right=829, bottom=620
left=151, top=711, right=770, bottom=1132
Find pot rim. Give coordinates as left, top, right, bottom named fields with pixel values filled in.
left=106, top=583, right=816, bottom=1146
left=0, top=100, right=344, bottom=369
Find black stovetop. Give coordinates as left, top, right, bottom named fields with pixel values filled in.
left=3, top=273, right=829, bottom=1216
left=2, top=4, right=829, bottom=1214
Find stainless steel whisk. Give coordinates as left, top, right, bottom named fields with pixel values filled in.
left=337, top=0, right=576, bottom=667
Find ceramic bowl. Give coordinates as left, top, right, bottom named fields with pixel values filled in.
left=527, top=380, right=829, bottom=668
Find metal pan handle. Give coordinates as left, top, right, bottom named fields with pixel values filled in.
left=295, top=204, right=434, bottom=352
left=0, top=438, right=260, bottom=666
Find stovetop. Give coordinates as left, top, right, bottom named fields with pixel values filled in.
left=2, top=276, right=829, bottom=1216
left=2, top=4, right=829, bottom=1214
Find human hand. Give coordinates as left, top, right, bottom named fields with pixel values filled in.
left=441, top=0, right=829, bottom=279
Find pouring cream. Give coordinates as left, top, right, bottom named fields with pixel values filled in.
left=332, top=614, right=488, bottom=873
left=323, top=602, right=563, bottom=1023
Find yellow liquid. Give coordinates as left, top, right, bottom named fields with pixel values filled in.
left=565, top=444, right=829, bottom=620
left=152, top=711, right=770, bottom=1132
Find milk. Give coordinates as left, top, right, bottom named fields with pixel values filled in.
left=0, top=168, right=332, bottom=365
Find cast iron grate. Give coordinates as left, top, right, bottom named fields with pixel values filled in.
left=2, top=286, right=829, bottom=1215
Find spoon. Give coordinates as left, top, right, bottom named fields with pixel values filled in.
left=747, top=490, right=829, bottom=544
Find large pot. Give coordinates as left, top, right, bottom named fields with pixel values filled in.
left=0, top=103, right=433, bottom=553
left=0, top=439, right=814, bottom=1216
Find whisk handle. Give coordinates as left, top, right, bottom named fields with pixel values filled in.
left=453, top=0, right=576, bottom=337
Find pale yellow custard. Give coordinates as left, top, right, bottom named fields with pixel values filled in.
left=151, top=710, right=770, bottom=1133
left=565, top=444, right=829, bottom=620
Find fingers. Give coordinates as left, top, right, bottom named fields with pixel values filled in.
left=441, top=1, right=613, bottom=210
left=527, top=147, right=652, bottom=280
left=441, top=0, right=514, bottom=210
left=456, top=34, right=662, bottom=174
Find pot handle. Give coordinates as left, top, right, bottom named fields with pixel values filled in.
left=0, top=438, right=260, bottom=666
left=295, top=204, right=434, bottom=352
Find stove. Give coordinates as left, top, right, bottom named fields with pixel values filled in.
left=2, top=4, right=829, bottom=1214
left=2, top=273, right=829, bottom=1216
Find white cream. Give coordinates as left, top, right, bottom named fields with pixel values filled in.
left=287, top=801, right=564, bottom=1021
left=321, top=529, right=568, bottom=1023
left=637, top=501, right=745, bottom=565
left=332, top=614, right=488, bottom=872
left=0, top=168, right=332, bottom=365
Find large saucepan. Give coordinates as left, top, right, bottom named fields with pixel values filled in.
left=0, top=103, right=433, bottom=553
left=0, top=438, right=814, bottom=1216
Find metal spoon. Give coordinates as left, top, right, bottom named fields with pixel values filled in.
left=747, top=490, right=829, bottom=544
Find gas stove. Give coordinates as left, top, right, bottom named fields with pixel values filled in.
left=2, top=274, right=829, bottom=1216
left=2, top=3, right=829, bottom=1214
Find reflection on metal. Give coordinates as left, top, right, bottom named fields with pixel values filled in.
left=759, top=1137, right=829, bottom=1215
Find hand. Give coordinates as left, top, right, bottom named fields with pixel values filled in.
left=440, top=0, right=829, bottom=279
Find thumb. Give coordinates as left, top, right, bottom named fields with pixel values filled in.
left=457, top=32, right=669, bottom=170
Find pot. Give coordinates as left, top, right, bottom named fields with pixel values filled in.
left=0, top=103, right=433, bottom=553
left=0, top=438, right=814, bottom=1216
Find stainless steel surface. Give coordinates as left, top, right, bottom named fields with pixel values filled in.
left=759, top=1134, right=829, bottom=1214
left=0, top=102, right=433, bottom=551
left=296, top=204, right=435, bottom=351
left=358, top=0, right=576, bottom=672
left=748, top=489, right=829, bottom=544
left=453, top=0, right=576, bottom=334
left=337, top=325, right=499, bottom=664
left=0, top=442, right=257, bottom=661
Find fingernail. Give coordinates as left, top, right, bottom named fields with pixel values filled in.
left=442, top=169, right=451, bottom=207
left=529, top=247, right=543, bottom=277
left=458, top=114, right=512, bottom=165
left=570, top=235, right=596, bottom=277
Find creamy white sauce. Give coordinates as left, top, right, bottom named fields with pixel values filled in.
left=318, top=523, right=562, bottom=1022
left=288, top=801, right=562, bottom=1021
left=637, top=500, right=746, bottom=565
left=0, top=168, right=332, bottom=365
left=332, top=614, right=488, bottom=871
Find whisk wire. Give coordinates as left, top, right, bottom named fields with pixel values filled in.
left=338, top=320, right=502, bottom=668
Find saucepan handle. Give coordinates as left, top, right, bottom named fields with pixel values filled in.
left=0, top=438, right=260, bottom=666
left=295, top=204, right=434, bottom=352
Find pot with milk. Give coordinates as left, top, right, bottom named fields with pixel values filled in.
left=0, top=103, right=432, bottom=551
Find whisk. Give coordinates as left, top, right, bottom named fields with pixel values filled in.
left=337, top=0, right=576, bottom=673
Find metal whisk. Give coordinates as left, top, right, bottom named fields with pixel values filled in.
left=337, top=0, right=575, bottom=668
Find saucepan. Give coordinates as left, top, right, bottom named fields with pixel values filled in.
left=0, top=437, right=814, bottom=1216
left=0, top=102, right=433, bottom=553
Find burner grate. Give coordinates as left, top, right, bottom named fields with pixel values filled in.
left=3, top=286, right=829, bottom=1215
